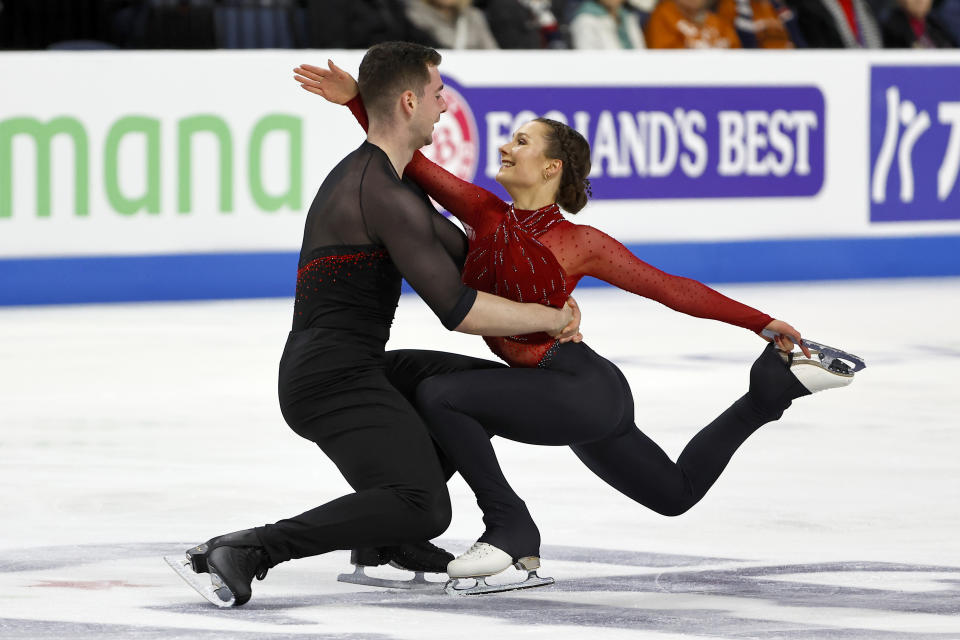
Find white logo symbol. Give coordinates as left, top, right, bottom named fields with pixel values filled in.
left=422, top=84, right=478, bottom=184
left=872, top=86, right=960, bottom=204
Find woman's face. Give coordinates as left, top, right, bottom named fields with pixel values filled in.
left=495, top=121, right=556, bottom=192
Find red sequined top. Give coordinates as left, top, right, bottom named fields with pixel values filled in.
left=346, top=97, right=773, bottom=368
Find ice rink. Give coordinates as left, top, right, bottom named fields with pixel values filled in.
left=2, top=278, right=958, bottom=639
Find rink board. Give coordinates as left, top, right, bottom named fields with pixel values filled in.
left=2, top=234, right=960, bottom=305
left=2, top=50, right=960, bottom=304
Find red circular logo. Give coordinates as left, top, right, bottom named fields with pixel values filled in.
left=422, top=83, right=478, bottom=184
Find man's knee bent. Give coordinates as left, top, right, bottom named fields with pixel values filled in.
left=393, top=481, right=451, bottom=539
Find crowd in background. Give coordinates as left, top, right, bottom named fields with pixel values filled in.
left=0, top=0, right=957, bottom=50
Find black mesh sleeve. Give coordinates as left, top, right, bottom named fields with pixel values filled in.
left=403, top=176, right=469, bottom=269
left=362, top=170, right=476, bottom=330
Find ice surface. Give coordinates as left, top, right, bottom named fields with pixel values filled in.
left=1, top=279, right=958, bottom=638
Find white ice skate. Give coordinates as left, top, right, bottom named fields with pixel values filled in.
left=761, top=331, right=865, bottom=393
left=444, top=542, right=554, bottom=596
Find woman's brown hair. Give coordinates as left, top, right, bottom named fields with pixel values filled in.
left=535, top=118, right=592, bottom=213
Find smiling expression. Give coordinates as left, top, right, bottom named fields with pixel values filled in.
left=496, top=121, right=560, bottom=193
left=413, top=65, right=448, bottom=148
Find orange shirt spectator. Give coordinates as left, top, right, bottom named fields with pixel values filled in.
left=715, top=0, right=795, bottom=47
left=645, top=0, right=742, bottom=47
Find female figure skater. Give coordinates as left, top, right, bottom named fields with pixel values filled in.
left=294, top=60, right=853, bottom=587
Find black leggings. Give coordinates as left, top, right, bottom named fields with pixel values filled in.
left=414, top=341, right=804, bottom=560
left=255, top=330, right=502, bottom=567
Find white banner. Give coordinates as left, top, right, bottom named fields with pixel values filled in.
left=2, top=49, right=960, bottom=261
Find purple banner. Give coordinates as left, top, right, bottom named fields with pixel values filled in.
left=427, top=78, right=825, bottom=200
left=870, top=66, right=960, bottom=222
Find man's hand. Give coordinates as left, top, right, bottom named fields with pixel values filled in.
left=762, top=319, right=812, bottom=358
left=552, top=297, right=582, bottom=343
left=293, top=60, right=359, bottom=105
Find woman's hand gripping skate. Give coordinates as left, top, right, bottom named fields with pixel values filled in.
left=762, top=319, right=812, bottom=358
left=294, top=60, right=358, bottom=105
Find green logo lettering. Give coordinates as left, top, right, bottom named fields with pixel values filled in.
left=104, top=116, right=161, bottom=215
left=178, top=115, right=233, bottom=214
left=249, top=114, right=301, bottom=212
left=0, top=116, right=89, bottom=218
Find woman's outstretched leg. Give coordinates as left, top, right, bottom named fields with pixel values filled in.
left=572, top=342, right=811, bottom=515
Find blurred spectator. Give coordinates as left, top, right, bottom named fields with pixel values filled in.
left=213, top=0, right=305, bottom=48
left=570, top=0, right=646, bottom=47
left=480, top=0, right=567, bottom=48
left=932, top=0, right=960, bottom=43
left=786, top=0, right=884, bottom=47
left=881, top=0, right=957, bottom=45
left=715, top=0, right=805, bottom=47
left=404, top=0, right=500, bottom=48
left=108, top=0, right=218, bottom=49
left=1, top=0, right=112, bottom=49
left=645, top=0, right=741, bottom=47
left=305, top=0, right=439, bottom=48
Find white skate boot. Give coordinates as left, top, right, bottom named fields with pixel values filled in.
left=761, top=330, right=865, bottom=393
left=444, top=542, right=554, bottom=596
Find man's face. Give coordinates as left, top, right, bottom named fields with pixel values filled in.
left=413, top=65, right=448, bottom=148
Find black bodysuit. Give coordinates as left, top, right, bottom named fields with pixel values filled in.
left=254, top=142, right=497, bottom=566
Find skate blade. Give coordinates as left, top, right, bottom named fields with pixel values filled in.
left=760, top=331, right=866, bottom=373
left=164, top=555, right=235, bottom=607
left=337, top=565, right=443, bottom=591
left=444, top=570, right=555, bottom=596
left=802, top=339, right=866, bottom=373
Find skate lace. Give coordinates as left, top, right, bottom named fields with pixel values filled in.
left=464, top=542, right=495, bottom=558
left=250, top=548, right=269, bottom=581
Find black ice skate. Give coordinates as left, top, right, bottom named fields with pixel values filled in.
left=164, top=529, right=269, bottom=607
left=444, top=542, right=554, bottom=596
left=337, top=541, right=452, bottom=591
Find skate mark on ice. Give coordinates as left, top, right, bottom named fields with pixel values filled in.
left=0, top=542, right=196, bottom=573
left=29, top=579, right=154, bottom=590
left=4, top=542, right=960, bottom=638
left=534, top=543, right=732, bottom=567
left=912, top=344, right=960, bottom=359
left=0, top=618, right=392, bottom=640
left=542, top=561, right=960, bottom=615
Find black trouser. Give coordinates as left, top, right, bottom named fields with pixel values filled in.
left=414, top=341, right=801, bottom=560
left=255, top=330, right=502, bottom=567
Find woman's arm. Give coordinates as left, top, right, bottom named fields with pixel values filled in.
left=294, top=61, right=506, bottom=236
left=559, top=224, right=806, bottom=350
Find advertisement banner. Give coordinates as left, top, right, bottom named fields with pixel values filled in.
left=431, top=80, right=825, bottom=200
left=1, top=51, right=960, bottom=305
left=870, top=65, right=960, bottom=222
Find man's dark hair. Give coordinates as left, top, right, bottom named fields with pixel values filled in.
left=358, top=41, right=442, bottom=120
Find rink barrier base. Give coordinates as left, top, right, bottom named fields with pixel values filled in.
left=2, top=234, right=959, bottom=306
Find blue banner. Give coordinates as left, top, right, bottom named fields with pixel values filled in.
left=434, top=78, right=825, bottom=200
left=870, top=66, right=960, bottom=222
